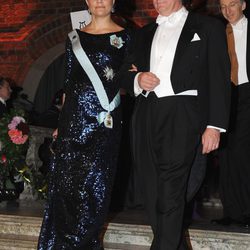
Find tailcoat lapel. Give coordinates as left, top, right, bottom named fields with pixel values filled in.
left=247, top=18, right=250, bottom=80
left=172, top=13, right=197, bottom=75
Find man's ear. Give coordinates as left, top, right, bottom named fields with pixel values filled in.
left=242, top=1, right=246, bottom=11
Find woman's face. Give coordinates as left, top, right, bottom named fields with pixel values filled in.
left=86, top=0, right=114, bottom=17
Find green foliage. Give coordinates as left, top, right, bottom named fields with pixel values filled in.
left=0, top=108, right=47, bottom=199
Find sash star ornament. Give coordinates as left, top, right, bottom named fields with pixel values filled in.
left=103, top=66, right=115, bottom=81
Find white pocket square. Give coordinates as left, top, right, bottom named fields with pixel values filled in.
left=191, top=33, right=200, bottom=42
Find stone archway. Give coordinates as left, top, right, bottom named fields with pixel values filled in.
left=22, top=43, right=65, bottom=102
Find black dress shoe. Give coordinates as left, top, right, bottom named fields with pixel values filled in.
left=211, top=217, right=232, bottom=226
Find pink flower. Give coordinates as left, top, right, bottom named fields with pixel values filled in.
left=8, top=129, right=22, bottom=138
left=10, top=134, right=28, bottom=145
left=8, top=129, right=28, bottom=145
left=8, top=116, right=25, bottom=130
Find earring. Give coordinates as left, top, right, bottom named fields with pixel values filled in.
left=111, top=5, right=115, bottom=13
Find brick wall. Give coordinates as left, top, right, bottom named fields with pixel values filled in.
left=0, top=0, right=220, bottom=87
left=0, top=0, right=85, bottom=86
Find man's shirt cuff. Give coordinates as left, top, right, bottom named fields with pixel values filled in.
left=207, top=125, right=226, bottom=133
left=134, top=73, right=143, bottom=96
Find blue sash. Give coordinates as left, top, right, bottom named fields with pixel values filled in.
left=68, top=30, right=120, bottom=128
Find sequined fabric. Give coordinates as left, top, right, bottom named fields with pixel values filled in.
left=37, top=29, right=132, bottom=250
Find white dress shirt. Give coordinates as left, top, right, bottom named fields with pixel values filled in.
left=135, top=7, right=197, bottom=97
left=151, top=7, right=189, bottom=97
left=134, top=7, right=224, bottom=132
left=232, top=16, right=249, bottom=85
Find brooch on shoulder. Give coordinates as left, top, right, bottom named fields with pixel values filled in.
left=110, top=34, right=124, bottom=49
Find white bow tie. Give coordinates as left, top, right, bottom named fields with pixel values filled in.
left=156, top=8, right=185, bottom=26
left=156, top=15, right=170, bottom=25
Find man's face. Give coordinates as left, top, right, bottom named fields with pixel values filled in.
left=153, top=0, right=182, bottom=16
left=0, top=80, right=12, bottom=101
left=220, top=0, right=246, bottom=25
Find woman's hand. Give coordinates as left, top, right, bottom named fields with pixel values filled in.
left=52, top=128, right=58, bottom=140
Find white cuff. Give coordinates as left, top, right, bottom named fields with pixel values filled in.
left=134, top=73, right=143, bottom=96
left=207, top=125, right=226, bottom=133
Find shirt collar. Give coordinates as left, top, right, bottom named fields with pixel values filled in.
left=232, top=15, right=247, bottom=31
left=156, top=7, right=187, bottom=26
left=0, top=97, right=6, bottom=106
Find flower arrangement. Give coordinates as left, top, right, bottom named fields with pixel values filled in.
left=8, top=116, right=29, bottom=145
left=0, top=108, right=47, bottom=199
left=0, top=108, right=29, bottom=180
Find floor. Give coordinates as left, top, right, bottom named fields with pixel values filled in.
left=0, top=198, right=249, bottom=235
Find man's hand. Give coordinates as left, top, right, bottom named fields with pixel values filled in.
left=138, top=72, right=160, bottom=91
left=202, top=128, right=220, bottom=154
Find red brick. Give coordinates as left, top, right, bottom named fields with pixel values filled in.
left=0, top=0, right=220, bottom=86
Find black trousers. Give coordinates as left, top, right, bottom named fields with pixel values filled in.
left=219, top=83, right=250, bottom=221
left=132, top=93, right=200, bottom=250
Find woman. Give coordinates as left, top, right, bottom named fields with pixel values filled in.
left=37, top=0, right=132, bottom=249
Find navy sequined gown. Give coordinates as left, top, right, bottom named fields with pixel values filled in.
left=37, top=29, right=131, bottom=250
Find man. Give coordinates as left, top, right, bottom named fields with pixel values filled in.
left=0, top=77, right=12, bottom=118
left=214, top=0, right=250, bottom=228
left=117, top=0, right=231, bottom=249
